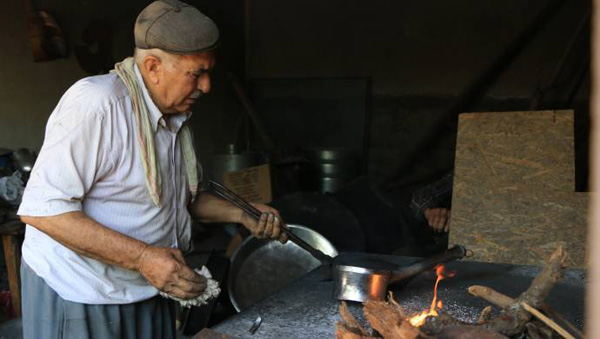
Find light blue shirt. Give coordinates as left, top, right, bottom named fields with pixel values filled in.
left=18, top=65, right=198, bottom=304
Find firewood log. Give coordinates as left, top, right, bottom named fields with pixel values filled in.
left=525, top=322, right=544, bottom=339
left=477, top=245, right=567, bottom=336
left=336, top=246, right=571, bottom=338
left=363, top=299, right=426, bottom=339
left=431, top=325, right=509, bottom=339
left=338, top=301, right=370, bottom=337
left=336, top=322, right=373, bottom=339
left=477, top=306, right=494, bottom=324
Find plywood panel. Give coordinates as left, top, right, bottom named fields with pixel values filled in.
left=453, top=110, right=574, bottom=194
left=451, top=191, right=587, bottom=267
left=449, top=110, right=585, bottom=267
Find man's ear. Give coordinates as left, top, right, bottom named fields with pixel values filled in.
left=141, top=56, right=162, bottom=84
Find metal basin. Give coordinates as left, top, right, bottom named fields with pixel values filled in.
left=228, top=224, right=338, bottom=312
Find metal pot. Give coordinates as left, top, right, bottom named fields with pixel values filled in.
left=228, top=224, right=338, bottom=312
left=317, top=162, right=359, bottom=178
left=320, top=177, right=352, bottom=194
left=306, top=147, right=358, bottom=162
left=305, top=147, right=360, bottom=193
left=333, top=245, right=468, bottom=302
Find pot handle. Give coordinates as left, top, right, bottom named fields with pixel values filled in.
left=389, top=245, right=468, bottom=284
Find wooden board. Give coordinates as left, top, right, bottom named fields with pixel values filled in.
left=453, top=110, right=574, bottom=193
left=449, top=110, right=585, bottom=267
left=451, top=191, right=587, bottom=267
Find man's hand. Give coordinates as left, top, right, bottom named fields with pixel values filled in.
left=424, top=208, right=451, bottom=233
left=137, top=246, right=207, bottom=299
left=239, top=204, right=288, bottom=244
left=190, top=193, right=288, bottom=243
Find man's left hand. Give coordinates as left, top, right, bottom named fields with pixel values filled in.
left=239, top=204, right=288, bottom=244
left=424, top=208, right=451, bottom=233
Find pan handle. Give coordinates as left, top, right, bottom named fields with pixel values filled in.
left=389, top=245, right=467, bottom=284
left=207, top=180, right=334, bottom=265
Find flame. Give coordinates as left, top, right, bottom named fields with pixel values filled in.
left=408, top=265, right=448, bottom=327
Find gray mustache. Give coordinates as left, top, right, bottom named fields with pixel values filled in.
left=189, top=90, right=203, bottom=99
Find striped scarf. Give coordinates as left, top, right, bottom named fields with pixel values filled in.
left=112, top=57, right=198, bottom=206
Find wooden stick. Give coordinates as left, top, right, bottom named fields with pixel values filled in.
left=468, top=285, right=513, bottom=309
left=522, top=302, right=575, bottom=339
left=541, top=304, right=585, bottom=339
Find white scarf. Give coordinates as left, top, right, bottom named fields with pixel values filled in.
left=112, top=57, right=198, bottom=206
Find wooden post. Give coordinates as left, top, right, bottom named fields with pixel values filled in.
left=2, top=234, right=21, bottom=318
left=588, top=0, right=600, bottom=336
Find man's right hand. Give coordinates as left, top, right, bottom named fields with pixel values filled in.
left=137, top=246, right=207, bottom=299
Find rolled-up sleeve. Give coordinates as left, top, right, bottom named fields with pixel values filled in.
left=409, top=171, right=454, bottom=221
left=18, top=85, right=112, bottom=217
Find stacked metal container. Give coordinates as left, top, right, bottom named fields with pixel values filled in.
left=307, top=148, right=360, bottom=193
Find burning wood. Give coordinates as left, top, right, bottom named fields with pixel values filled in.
left=363, top=297, right=424, bottom=339
left=336, top=245, right=581, bottom=339
left=407, top=265, right=447, bottom=327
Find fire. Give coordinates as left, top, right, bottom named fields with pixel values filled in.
left=408, top=265, right=449, bottom=327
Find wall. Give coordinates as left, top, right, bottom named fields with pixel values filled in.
left=0, top=0, right=591, bottom=190
left=246, top=0, right=591, bottom=190
left=247, top=0, right=588, bottom=97
left=0, top=0, right=245, bottom=174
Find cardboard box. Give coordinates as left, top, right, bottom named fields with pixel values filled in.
left=223, top=164, right=272, bottom=204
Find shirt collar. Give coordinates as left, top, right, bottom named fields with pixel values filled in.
left=168, top=111, right=192, bottom=133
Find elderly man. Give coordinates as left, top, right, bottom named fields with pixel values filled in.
left=17, top=1, right=285, bottom=338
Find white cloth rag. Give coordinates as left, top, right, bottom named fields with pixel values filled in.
left=159, top=266, right=221, bottom=307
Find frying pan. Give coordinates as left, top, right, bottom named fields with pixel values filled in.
left=228, top=224, right=338, bottom=311
left=208, top=181, right=469, bottom=303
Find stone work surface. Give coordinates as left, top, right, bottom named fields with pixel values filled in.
left=211, top=253, right=585, bottom=337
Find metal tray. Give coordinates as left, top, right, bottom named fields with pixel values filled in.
left=228, top=224, right=338, bottom=312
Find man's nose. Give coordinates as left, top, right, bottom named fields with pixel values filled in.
left=197, top=75, right=211, bottom=94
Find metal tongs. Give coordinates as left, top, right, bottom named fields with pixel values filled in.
left=207, top=180, right=334, bottom=265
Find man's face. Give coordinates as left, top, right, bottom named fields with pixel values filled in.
left=155, top=51, right=216, bottom=114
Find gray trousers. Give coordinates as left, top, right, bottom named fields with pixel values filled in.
left=21, top=261, right=176, bottom=339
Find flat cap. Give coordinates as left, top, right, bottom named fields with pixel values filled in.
left=135, top=0, right=219, bottom=55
